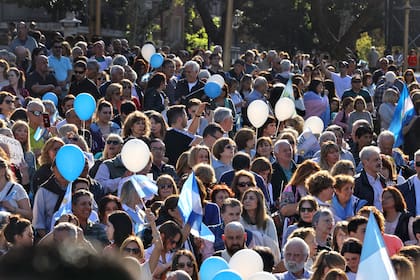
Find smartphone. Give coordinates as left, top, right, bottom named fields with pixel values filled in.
left=42, top=113, right=51, bottom=128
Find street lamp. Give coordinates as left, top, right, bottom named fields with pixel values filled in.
left=59, top=11, right=81, bottom=37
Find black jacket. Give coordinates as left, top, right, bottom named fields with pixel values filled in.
left=354, top=169, right=386, bottom=206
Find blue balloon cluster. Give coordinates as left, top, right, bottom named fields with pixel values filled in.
left=213, top=269, right=242, bottom=280
left=150, top=53, right=164, bottom=68
left=74, top=93, right=96, bottom=121
left=42, top=92, right=58, bottom=107
left=204, top=81, right=222, bottom=99
left=55, top=144, right=85, bottom=181
left=199, top=257, right=230, bottom=280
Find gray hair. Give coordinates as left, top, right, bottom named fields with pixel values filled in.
left=110, top=65, right=125, bottom=76
left=284, top=237, right=309, bottom=260
left=224, top=221, right=245, bottom=234
left=280, top=59, right=292, bottom=72
left=273, top=139, right=291, bottom=154
left=214, top=107, right=232, bottom=124
left=87, top=60, right=99, bottom=71
left=254, top=76, right=267, bottom=88
left=53, top=222, right=78, bottom=241
left=312, top=208, right=333, bottom=226
left=319, top=131, right=337, bottom=145
left=184, top=60, right=200, bottom=73
left=112, top=54, right=128, bottom=66
left=27, top=99, right=45, bottom=112
left=359, top=145, right=380, bottom=162
left=198, top=69, right=211, bottom=80
left=377, top=130, right=394, bottom=144
left=414, top=149, right=420, bottom=159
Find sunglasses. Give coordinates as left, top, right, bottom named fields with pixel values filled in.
left=123, top=247, right=140, bottom=254
left=352, top=80, right=362, bottom=83
left=177, top=262, right=194, bottom=269
left=415, top=161, right=420, bottom=167
left=300, top=207, right=314, bottom=213
left=107, top=140, right=121, bottom=145
left=159, top=184, right=173, bottom=189
left=29, top=110, right=42, bottom=116
left=4, top=99, right=13, bottom=104
left=237, top=182, right=254, bottom=188
left=74, top=70, right=85, bottom=74
left=225, top=144, right=236, bottom=150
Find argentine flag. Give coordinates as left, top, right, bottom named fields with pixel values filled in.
left=389, top=84, right=415, bottom=147
left=129, top=174, right=158, bottom=200
left=356, top=212, right=396, bottom=280
left=177, top=173, right=215, bottom=242
left=50, top=182, right=73, bottom=230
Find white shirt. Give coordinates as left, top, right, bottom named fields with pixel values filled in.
left=331, top=72, right=351, bottom=99
left=366, top=173, right=383, bottom=211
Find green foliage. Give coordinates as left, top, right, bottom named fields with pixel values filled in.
left=355, top=32, right=372, bottom=61
left=185, top=27, right=208, bottom=53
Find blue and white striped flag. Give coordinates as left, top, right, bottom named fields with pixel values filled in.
left=356, top=212, right=396, bottom=280
left=177, top=173, right=215, bottom=242
left=389, top=84, right=415, bottom=147
left=50, top=182, right=73, bottom=230
left=129, top=174, right=158, bottom=200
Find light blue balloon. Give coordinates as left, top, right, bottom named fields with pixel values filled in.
left=204, top=81, right=222, bottom=99
left=199, top=257, right=230, bottom=280
left=74, top=93, right=96, bottom=121
left=150, top=53, right=164, bottom=68
left=213, top=269, right=242, bottom=280
left=42, top=92, right=58, bottom=107
left=56, top=144, right=85, bottom=181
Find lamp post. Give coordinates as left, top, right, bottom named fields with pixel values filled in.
left=223, top=0, right=234, bottom=71
left=403, top=0, right=411, bottom=71
left=59, top=12, right=81, bottom=37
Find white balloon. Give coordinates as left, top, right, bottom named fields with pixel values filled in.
left=247, top=100, right=269, bottom=128
left=141, top=43, right=156, bottom=62
left=303, top=116, right=324, bottom=135
left=121, top=139, right=150, bottom=173
left=229, top=249, right=263, bottom=279
left=247, top=272, right=277, bottom=280
left=275, top=98, right=296, bottom=121
left=207, top=74, right=225, bottom=87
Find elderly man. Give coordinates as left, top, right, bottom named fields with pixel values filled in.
left=274, top=59, right=293, bottom=84
left=150, top=138, right=178, bottom=181
left=174, top=60, right=205, bottom=105
left=214, top=107, right=234, bottom=137
left=26, top=99, right=48, bottom=157
left=90, top=40, right=112, bottom=72
left=275, top=237, right=311, bottom=280
left=26, top=55, right=61, bottom=98
left=246, top=76, right=268, bottom=104
left=377, top=130, right=406, bottom=167
left=9, top=21, right=38, bottom=53
left=272, top=140, right=297, bottom=204
left=214, top=221, right=247, bottom=262
left=354, top=146, right=386, bottom=210
left=398, top=149, right=420, bottom=217
left=99, top=64, right=124, bottom=97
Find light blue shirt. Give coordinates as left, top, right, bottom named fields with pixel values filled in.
left=48, top=55, right=72, bottom=82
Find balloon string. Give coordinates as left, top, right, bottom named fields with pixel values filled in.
left=255, top=127, right=258, bottom=151
left=82, top=121, right=85, bottom=142
left=275, top=120, right=281, bottom=138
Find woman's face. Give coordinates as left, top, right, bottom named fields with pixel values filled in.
left=1, top=95, right=15, bottom=115
left=15, top=225, right=34, bottom=247
left=257, top=169, right=270, bottom=183
left=214, top=190, right=229, bottom=208
left=326, top=149, right=340, bottom=166
left=47, top=142, right=64, bottom=162
left=106, top=220, right=115, bottom=242
left=343, top=252, right=360, bottom=273
left=176, top=255, right=194, bottom=277
left=150, top=118, right=162, bottom=137
left=335, top=229, right=348, bottom=252
left=131, top=120, right=146, bottom=137
left=245, top=137, right=256, bottom=149
left=299, top=201, right=315, bottom=223
left=72, top=195, right=93, bottom=222
left=380, top=166, right=390, bottom=180
left=355, top=100, right=364, bottom=111
left=105, top=138, right=123, bottom=158
left=220, top=142, right=236, bottom=160
left=335, top=183, right=354, bottom=204
left=257, top=141, right=272, bottom=157
left=242, top=191, right=258, bottom=212
left=99, top=106, right=112, bottom=123
left=382, top=191, right=395, bottom=210
left=405, top=72, right=414, bottom=83
left=196, top=149, right=210, bottom=164
left=122, top=241, right=143, bottom=261
left=13, top=126, right=28, bottom=144
left=315, top=82, right=323, bottom=93
left=242, top=79, right=252, bottom=90
left=237, top=176, right=255, bottom=195
left=304, top=233, right=317, bottom=258
left=103, top=201, right=119, bottom=224
left=263, top=122, right=277, bottom=137
left=7, top=70, right=18, bottom=85
left=158, top=180, right=174, bottom=200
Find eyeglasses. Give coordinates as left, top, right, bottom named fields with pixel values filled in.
left=225, top=144, right=236, bottom=150
left=415, top=161, right=420, bottom=167
left=300, top=207, right=314, bottom=213
left=74, top=70, right=85, bottom=74
left=106, top=140, right=121, bottom=145
left=123, top=247, right=140, bottom=254
left=159, top=184, right=173, bottom=189
left=177, top=262, right=194, bottom=269
left=237, top=182, right=254, bottom=188
left=4, top=99, right=13, bottom=104
left=29, top=110, right=42, bottom=116
left=352, top=80, right=362, bottom=83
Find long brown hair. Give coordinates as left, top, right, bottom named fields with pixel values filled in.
left=241, top=187, right=269, bottom=230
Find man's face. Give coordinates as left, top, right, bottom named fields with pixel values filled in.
left=111, top=69, right=124, bottom=83
left=357, top=133, right=373, bottom=148
left=52, top=42, right=63, bottom=57
left=221, top=206, right=241, bottom=224
left=351, top=79, right=362, bottom=91
left=17, top=22, right=27, bottom=38
left=362, top=151, right=382, bottom=174
left=162, top=61, right=175, bottom=78
left=415, top=155, right=420, bottom=176
left=315, top=214, right=334, bottom=235
left=284, top=243, right=307, bottom=274
left=27, top=104, right=44, bottom=127
left=150, top=141, right=165, bottom=163
left=184, top=65, right=198, bottom=83
left=350, top=223, right=367, bottom=243
left=36, top=56, right=49, bottom=74
left=73, top=67, right=86, bottom=81
left=203, top=130, right=223, bottom=149
left=378, top=137, right=394, bottom=156
left=223, top=227, right=245, bottom=256
left=275, top=143, right=292, bottom=163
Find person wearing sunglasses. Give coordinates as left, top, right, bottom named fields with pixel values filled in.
left=230, top=170, right=256, bottom=201
left=26, top=99, right=49, bottom=158
left=89, top=134, right=123, bottom=178
left=212, top=137, right=236, bottom=181
left=68, top=60, right=100, bottom=100
left=171, top=250, right=199, bottom=280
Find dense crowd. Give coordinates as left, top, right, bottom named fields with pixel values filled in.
left=0, top=21, right=419, bottom=280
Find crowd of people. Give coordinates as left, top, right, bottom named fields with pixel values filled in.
left=0, top=21, right=420, bottom=280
